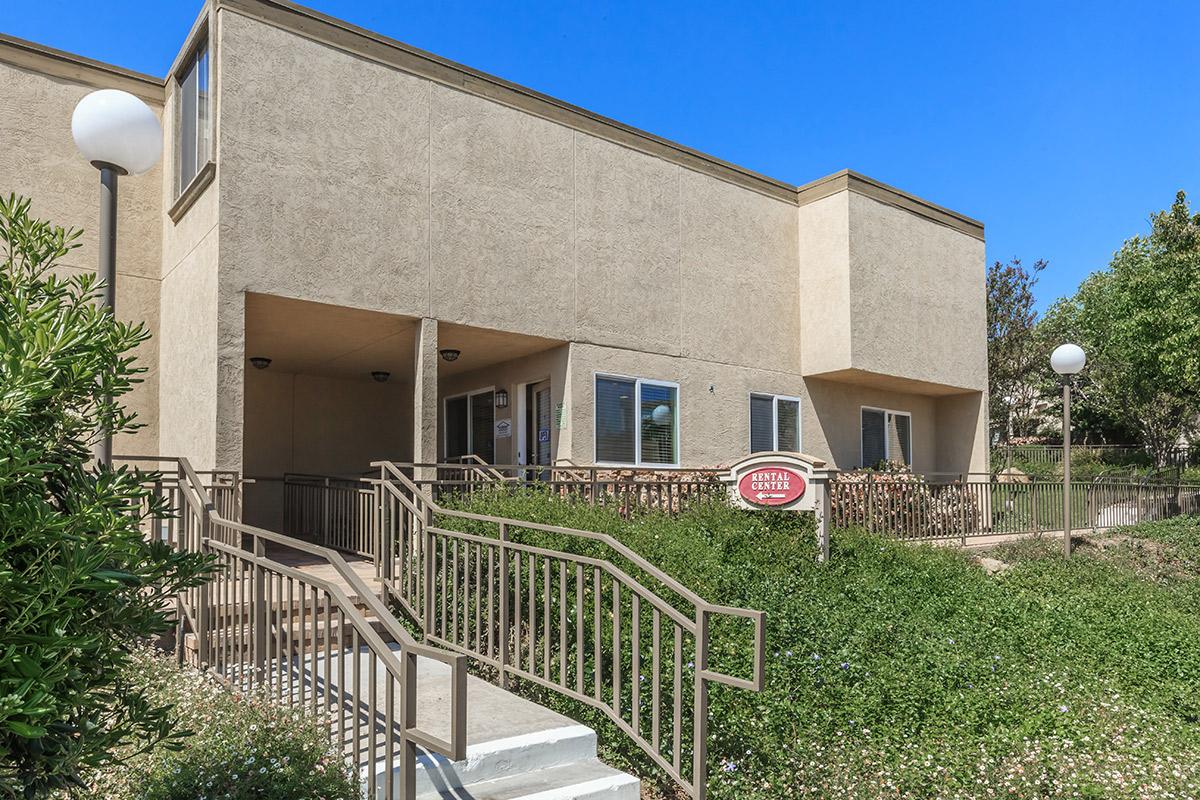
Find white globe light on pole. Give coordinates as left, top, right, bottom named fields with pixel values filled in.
left=71, top=89, right=163, bottom=466
left=1051, top=343, right=1086, bottom=557
left=1050, top=343, right=1086, bottom=377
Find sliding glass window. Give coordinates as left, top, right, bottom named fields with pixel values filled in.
left=595, top=375, right=679, bottom=466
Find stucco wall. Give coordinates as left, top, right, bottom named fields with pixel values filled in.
left=210, top=10, right=802, bottom=470
left=0, top=57, right=164, bottom=454
left=847, top=192, right=988, bottom=392
left=158, top=58, right=222, bottom=468
left=241, top=368, right=408, bottom=529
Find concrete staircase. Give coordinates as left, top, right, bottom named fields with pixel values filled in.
left=393, top=653, right=639, bottom=800
left=186, top=547, right=640, bottom=800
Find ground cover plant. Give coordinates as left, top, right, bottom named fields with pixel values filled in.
left=439, top=490, right=1200, bottom=799
left=68, top=647, right=359, bottom=800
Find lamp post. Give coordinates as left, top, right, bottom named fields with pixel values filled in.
left=71, top=89, right=163, bottom=466
left=1051, top=343, right=1087, bottom=557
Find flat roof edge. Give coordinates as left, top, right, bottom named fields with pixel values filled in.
left=797, top=169, right=985, bottom=240
left=0, top=33, right=165, bottom=103
left=216, top=0, right=800, bottom=204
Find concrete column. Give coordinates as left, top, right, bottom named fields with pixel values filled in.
left=413, top=317, right=439, bottom=481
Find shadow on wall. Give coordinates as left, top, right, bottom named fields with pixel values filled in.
left=806, top=377, right=983, bottom=475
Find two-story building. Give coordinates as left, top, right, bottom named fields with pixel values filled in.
left=0, top=0, right=989, bottom=528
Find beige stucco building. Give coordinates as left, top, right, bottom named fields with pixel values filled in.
left=0, top=0, right=989, bottom=527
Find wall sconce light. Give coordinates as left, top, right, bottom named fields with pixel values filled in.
left=495, top=389, right=509, bottom=408
left=439, top=349, right=461, bottom=362
left=371, top=371, right=390, bottom=383
left=249, top=357, right=271, bottom=370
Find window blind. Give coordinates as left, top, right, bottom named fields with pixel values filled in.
left=861, top=408, right=887, bottom=467
left=596, top=377, right=635, bottom=463
left=749, top=395, right=775, bottom=453
left=892, top=413, right=912, bottom=465
left=777, top=398, right=800, bottom=451
left=639, top=383, right=678, bottom=465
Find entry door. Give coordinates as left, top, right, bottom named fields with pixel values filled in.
left=525, top=381, right=552, bottom=467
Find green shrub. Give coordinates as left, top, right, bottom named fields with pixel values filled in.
left=440, top=489, right=1200, bottom=799
left=76, top=647, right=359, bottom=800
left=0, top=195, right=214, bottom=797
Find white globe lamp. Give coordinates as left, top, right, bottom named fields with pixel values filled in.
left=71, top=90, right=163, bottom=467
left=1050, top=343, right=1086, bottom=376
left=1050, top=342, right=1086, bottom=558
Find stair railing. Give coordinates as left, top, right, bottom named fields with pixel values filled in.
left=370, top=459, right=765, bottom=800
left=136, top=456, right=467, bottom=800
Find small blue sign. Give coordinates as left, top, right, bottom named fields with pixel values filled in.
left=538, top=429, right=550, bottom=443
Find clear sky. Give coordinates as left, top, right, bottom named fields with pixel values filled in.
left=4, top=0, right=1198, bottom=310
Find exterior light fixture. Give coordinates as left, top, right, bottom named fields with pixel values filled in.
left=371, top=371, right=390, bottom=383
left=439, top=349, right=461, bottom=362
left=71, top=89, right=163, bottom=467
left=249, top=357, right=272, bottom=370
left=1050, top=343, right=1086, bottom=558
left=495, top=389, right=509, bottom=408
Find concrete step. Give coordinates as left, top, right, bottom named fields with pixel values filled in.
left=342, top=648, right=639, bottom=800
left=411, top=759, right=640, bottom=800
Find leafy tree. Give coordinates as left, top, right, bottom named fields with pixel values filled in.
left=987, top=257, right=1047, bottom=441
left=1042, top=191, right=1200, bottom=463
left=0, top=195, right=214, bottom=797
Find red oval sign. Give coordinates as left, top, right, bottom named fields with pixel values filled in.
left=737, top=466, right=807, bottom=507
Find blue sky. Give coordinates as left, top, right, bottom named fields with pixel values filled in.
left=5, top=0, right=1198, bottom=310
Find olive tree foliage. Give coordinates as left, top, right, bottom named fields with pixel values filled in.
left=987, top=257, right=1048, bottom=441
left=1041, top=191, right=1200, bottom=464
left=0, top=195, right=214, bottom=798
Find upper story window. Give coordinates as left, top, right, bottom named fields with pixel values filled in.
left=861, top=407, right=912, bottom=467
left=750, top=394, right=800, bottom=453
left=595, top=375, right=679, bottom=466
left=175, top=38, right=210, bottom=196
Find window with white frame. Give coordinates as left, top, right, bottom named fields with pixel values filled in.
left=594, top=375, right=678, bottom=466
left=861, top=407, right=912, bottom=467
left=749, top=393, right=801, bottom=453
left=175, top=37, right=210, bottom=196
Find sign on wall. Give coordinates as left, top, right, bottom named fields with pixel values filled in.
left=495, top=419, right=512, bottom=439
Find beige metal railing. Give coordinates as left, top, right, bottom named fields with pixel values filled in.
left=367, top=460, right=764, bottom=800
left=383, top=461, right=727, bottom=517
left=130, top=456, right=467, bottom=800
left=829, top=471, right=1200, bottom=542
left=283, top=473, right=377, bottom=557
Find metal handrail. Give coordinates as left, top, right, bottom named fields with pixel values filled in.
left=368, top=459, right=765, bottom=800
left=151, top=456, right=468, bottom=798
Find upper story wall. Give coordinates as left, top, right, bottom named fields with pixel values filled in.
left=797, top=172, right=987, bottom=393
left=212, top=6, right=802, bottom=372
left=0, top=36, right=165, bottom=451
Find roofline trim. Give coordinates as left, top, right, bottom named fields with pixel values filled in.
left=0, top=32, right=165, bottom=103
left=796, top=170, right=985, bottom=240
left=215, top=0, right=800, bottom=203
